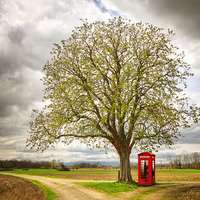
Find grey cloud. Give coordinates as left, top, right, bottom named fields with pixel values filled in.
left=0, top=136, right=17, bottom=150
left=0, top=0, right=4, bottom=14
left=0, top=113, right=28, bottom=137
left=0, top=121, right=27, bottom=137
left=0, top=105, right=14, bottom=118
left=0, top=48, right=22, bottom=76
left=8, top=26, right=25, bottom=44
left=109, top=0, right=200, bottom=39
left=146, top=0, right=200, bottom=39
left=179, top=124, right=200, bottom=144
left=0, top=69, right=42, bottom=117
left=0, top=24, right=45, bottom=76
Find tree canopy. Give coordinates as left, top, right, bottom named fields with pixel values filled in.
left=27, top=17, right=199, bottom=182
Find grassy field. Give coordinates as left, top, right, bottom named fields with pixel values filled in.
left=4, top=168, right=200, bottom=182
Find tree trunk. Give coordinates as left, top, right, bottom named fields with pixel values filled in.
left=118, top=151, right=133, bottom=183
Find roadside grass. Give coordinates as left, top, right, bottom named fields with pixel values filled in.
left=78, top=181, right=138, bottom=195
left=31, top=180, right=58, bottom=200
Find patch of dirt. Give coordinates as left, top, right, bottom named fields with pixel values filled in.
left=135, top=183, right=200, bottom=200
left=166, top=184, right=200, bottom=200
left=0, top=174, right=45, bottom=200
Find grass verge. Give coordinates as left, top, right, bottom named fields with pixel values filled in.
left=79, top=181, right=138, bottom=195
left=31, top=180, right=58, bottom=200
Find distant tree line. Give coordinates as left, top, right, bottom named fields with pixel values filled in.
left=0, top=159, right=104, bottom=170
left=158, top=152, right=200, bottom=169
left=71, top=162, right=103, bottom=169
left=169, top=152, right=200, bottom=169
left=0, top=159, right=70, bottom=171
left=0, top=160, right=108, bottom=170
left=0, top=160, right=52, bottom=169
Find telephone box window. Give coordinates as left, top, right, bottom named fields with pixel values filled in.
left=141, top=160, right=148, bottom=178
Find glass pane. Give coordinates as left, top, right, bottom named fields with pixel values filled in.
left=141, top=160, right=148, bottom=178
left=152, top=160, right=155, bottom=177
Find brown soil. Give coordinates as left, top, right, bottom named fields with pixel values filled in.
left=0, top=174, right=45, bottom=200
left=132, top=183, right=200, bottom=200
left=165, top=184, right=200, bottom=200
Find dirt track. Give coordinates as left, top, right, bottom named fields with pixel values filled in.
left=3, top=174, right=111, bottom=200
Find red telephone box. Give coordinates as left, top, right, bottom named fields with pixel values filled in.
left=138, top=152, right=155, bottom=186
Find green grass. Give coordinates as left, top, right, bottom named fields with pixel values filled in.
left=31, top=180, right=58, bottom=200
left=79, top=181, right=138, bottom=194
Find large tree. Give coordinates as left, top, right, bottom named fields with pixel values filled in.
left=27, top=17, right=199, bottom=183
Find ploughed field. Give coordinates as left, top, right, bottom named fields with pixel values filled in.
left=0, top=174, right=45, bottom=200
left=4, top=168, right=200, bottom=182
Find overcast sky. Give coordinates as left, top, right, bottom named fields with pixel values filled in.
left=0, top=0, right=200, bottom=163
